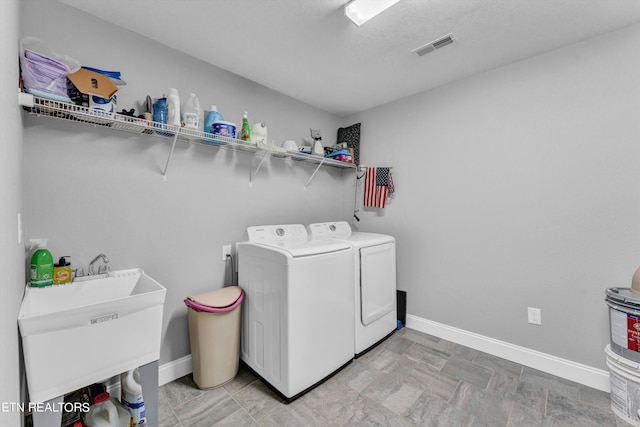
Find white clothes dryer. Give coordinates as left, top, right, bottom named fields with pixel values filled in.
left=309, top=222, right=397, bottom=357
left=237, top=224, right=354, bottom=400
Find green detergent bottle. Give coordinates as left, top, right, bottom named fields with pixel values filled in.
left=30, top=239, right=53, bottom=287
left=240, top=111, right=251, bottom=141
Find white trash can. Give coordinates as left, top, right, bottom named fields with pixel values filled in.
left=184, top=286, right=244, bottom=389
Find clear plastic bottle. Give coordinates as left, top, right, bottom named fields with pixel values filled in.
left=182, top=93, right=201, bottom=140
left=182, top=93, right=201, bottom=130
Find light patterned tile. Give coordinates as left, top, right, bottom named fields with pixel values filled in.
left=258, top=400, right=324, bottom=427
left=398, top=328, right=442, bottom=348
left=437, top=340, right=479, bottom=362
left=520, top=367, right=579, bottom=400
left=441, top=357, right=493, bottom=389
left=404, top=342, right=451, bottom=369
left=334, top=359, right=379, bottom=391
left=213, top=408, right=258, bottom=426
left=360, top=371, right=408, bottom=405
left=161, top=374, right=211, bottom=407
left=382, top=334, right=415, bottom=354
left=223, top=364, right=259, bottom=394
left=506, top=404, right=554, bottom=427
left=361, top=346, right=418, bottom=377
left=332, top=395, right=414, bottom=427
left=473, top=352, right=524, bottom=378
left=406, top=393, right=474, bottom=427
left=486, top=370, right=519, bottom=398
left=173, top=387, right=241, bottom=427
left=546, top=390, right=617, bottom=427
left=512, top=380, right=546, bottom=414
left=232, top=379, right=282, bottom=420
left=513, top=381, right=547, bottom=414
left=578, top=384, right=612, bottom=412
left=356, top=343, right=385, bottom=364
left=449, top=382, right=513, bottom=426
left=405, top=362, right=460, bottom=402
left=159, top=387, right=182, bottom=427
left=296, top=377, right=360, bottom=423
left=158, top=330, right=622, bottom=427
left=382, top=383, right=422, bottom=415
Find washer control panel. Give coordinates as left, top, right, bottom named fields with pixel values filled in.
left=247, top=224, right=308, bottom=244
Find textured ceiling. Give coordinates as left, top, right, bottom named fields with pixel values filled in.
left=59, top=0, right=640, bottom=117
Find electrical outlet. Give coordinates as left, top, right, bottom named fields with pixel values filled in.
left=527, top=307, right=542, bottom=325
left=222, top=245, right=232, bottom=261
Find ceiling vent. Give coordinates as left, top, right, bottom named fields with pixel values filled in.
left=412, top=33, right=455, bottom=56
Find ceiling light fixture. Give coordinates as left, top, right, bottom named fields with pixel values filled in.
left=344, top=0, right=401, bottom=26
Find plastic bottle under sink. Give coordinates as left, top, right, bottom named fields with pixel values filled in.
left=84, top=392, right=131, bottom=427
left=121, top=368, right=147, bottom=426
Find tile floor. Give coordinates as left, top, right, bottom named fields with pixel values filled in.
left=159, top=328, right=629, bottom=427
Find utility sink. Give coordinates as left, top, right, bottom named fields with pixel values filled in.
left=18, top=268, right=166, bottom=403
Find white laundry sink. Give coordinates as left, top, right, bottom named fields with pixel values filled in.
left=18, top=268, right=166, bottom=403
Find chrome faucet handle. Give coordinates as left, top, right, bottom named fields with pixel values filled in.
left=88, top=254, right=110, bottom=276
left=98, top=264, right=110, bottom=274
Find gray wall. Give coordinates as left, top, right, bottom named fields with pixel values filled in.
left=20, top=0, right=353, bottom=367
left=1, top=0, right=24, bottom=425
left=346, top=23, right=640, bottom=370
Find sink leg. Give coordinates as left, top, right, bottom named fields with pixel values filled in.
left=30, top=395, right=63, bottom=427
left=137, top=360, right=159, bottom=427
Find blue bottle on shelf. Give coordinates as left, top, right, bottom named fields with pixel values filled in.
left=203, top=105, right=224, bottom=144
left=153, top=97, right=174, bottom=137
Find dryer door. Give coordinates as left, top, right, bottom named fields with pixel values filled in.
left=360, top=242, right=396, bottom=325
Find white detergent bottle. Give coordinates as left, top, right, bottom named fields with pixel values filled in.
left=182, top=92, right=201, bottom=140
left=85, top=392, right=131, bottom=427
left=166, top=88, right=181, bottom=128
left=121, top=368, right=147, bottom=426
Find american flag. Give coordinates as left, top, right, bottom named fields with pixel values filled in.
left=364, top=167, right=391, bottom=208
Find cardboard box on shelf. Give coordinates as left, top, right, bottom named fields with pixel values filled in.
left=66, top=68, right=118, bottom=114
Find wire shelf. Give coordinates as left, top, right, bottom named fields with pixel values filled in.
left=19, top=93, right=356, bottom=172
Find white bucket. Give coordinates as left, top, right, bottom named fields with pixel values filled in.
left=605, top=344, right=640, bottom=426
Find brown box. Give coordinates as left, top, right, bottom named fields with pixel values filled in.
left=66, top=68, right=118, bottom=108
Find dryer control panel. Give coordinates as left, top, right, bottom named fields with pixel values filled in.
left=308, top=221, right=352, bottom=238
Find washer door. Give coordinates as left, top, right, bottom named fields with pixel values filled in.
left=360, top=242, right=396, bottom=325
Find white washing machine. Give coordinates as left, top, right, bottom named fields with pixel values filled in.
left=237, top=224, right=354, bottom=400
left=309, top=222, right=397, bottom=357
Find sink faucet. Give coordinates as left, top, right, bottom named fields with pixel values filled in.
left=88, top=254, right=110, bottom=276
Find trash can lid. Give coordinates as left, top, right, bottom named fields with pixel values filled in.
left=185, top=286, right=244, bottom=313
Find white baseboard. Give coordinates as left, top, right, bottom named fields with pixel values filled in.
left=156, top=315, right=611, bottom=392
left=405, top=314, right=610, bottom=392
left=158, top=355, right=192, bottom=386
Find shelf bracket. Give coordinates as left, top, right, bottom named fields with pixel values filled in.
left=250, top=151, right=268, bottom=186
left=304, top=157, right=327, bottom=188
left=162, top=132, right=180, bottom=181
